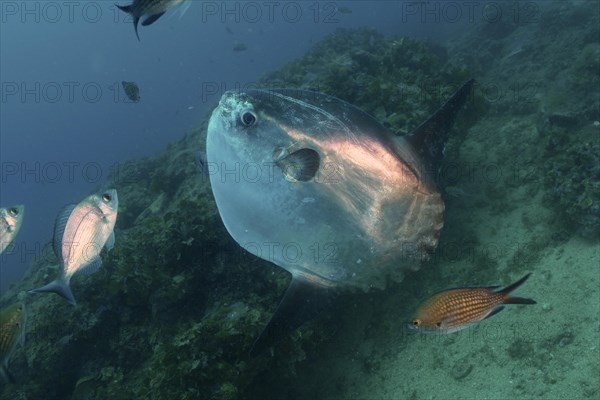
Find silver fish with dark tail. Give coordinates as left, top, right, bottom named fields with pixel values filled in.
left=0, top=205, right=24, bottom=255
left=29, top=190, right=118, bottom=305
left=0, top=302, right=26, bottom=383
left=116, top=0, right=191, bottom=41
left=206, top=80, right=475, bottom=355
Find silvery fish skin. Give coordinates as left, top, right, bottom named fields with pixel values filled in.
left=116, top=0, right=190, bottom=40
left=29, top=190, right=118, bottom=305
left=208, top=90, right=444, bottom=290
left=0, top=302, right=26, bottom=383
left=0, top=205, right=24, bottom=255
left=207, top=83, right=474, bottom=354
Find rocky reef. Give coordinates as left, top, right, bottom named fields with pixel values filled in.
left=0, top=28, right=474, bottom=400
left=2, top=1, right=598, bottom=396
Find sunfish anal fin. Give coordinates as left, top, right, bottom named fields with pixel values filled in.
left=405, top=79, right=475, bottom=175
left=250, top=276, right=335, bottom=356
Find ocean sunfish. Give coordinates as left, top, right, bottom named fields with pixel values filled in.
left=206, top=80, right=475, bottom=354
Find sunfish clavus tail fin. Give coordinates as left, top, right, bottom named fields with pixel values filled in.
left=406, top=79, right=475, bottom=174
left=250, top=277, right=336, bottom=356
left=29, top=278, right=77, bottom=306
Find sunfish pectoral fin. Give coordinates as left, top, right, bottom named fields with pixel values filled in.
left=405, top=79, right=475, bottom=174
left=0, top=364, right=15, bottom=384
left=250, top=276, right=336, bottom=357
left=274, top=148, right=321, bottom=182
left=29, top=278, right=77, bottom=306
left=142, top=12, right=166, bottom=26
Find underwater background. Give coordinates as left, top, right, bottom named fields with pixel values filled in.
left=1, top=1, right=598, bottom=399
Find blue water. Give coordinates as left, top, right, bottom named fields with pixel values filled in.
left=0, top=1, right=468, bottom=291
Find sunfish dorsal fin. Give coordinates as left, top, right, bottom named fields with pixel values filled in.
left=250, top=276, right=336, bottom=356
left=405, top=79, right=474, bottom=174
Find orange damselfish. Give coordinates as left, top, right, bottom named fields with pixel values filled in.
left=407, top=273, right=536, bottom=334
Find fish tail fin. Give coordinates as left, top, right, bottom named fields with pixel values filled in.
left=133, top=16, right=141, bottom=41
left=115, top=4, right=132, bottom=14
left=29, top=278, right=77, bottom=306
left=115, top=4, right=140, bottom=41
left=499, top=273, right=536, bottom=305
left=250, top=277, right=336, bottom=357
left=0, top=364, right=15, bottom=384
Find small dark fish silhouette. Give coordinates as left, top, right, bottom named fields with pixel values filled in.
left=116, top=0, right=190, bottom=41
left=121, top=81, right=140, bottom=102
left=233, top=43, right=248, bottom=52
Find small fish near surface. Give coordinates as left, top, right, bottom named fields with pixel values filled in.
left=0, top=205, right=24, bottom=255
left=407, top=273, right=536, bottom=334
left=0, top=302, right=26, bottom=383
left=206, top=80, right=475, bottom=354
left=232, top=42, right=248, bottom=52
left=122, top=81, right=140, bottom=102
left=116, top=0, right=191, bottom=41
left=29, top=190, right=118, bottom=305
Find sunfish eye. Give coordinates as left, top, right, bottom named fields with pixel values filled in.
left=240, top=110, right=257, bottom=127
left=436, top=321, right=442, bottom=327
left=102, top=193, right=112, bottom=202
left=412, top=319, right=421, bottom=326
left=9, top=208, right=19, bottom=216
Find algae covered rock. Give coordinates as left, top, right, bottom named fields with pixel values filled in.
left=1, top=28, right=475, bottom=400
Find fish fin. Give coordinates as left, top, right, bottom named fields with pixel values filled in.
left=497, top=273, right=536, bottom=304
left=115, top=4, right=141, bottom=40
left=53, top=204, right=76, bottom=262
left=142, top=12, right=166, bottom=26
left=133, top=16, right=141, bottom=41
left=250, top=276, right=335, bottom=356
left=504, top=296, right=537, bottom=305
left=115, top=4, right=132, bottom=14
left=77, top=256, right=103, bottom=276
left=405, top=79, right=474, bottom=174
left=105, top=232, right=115, bottom=251
left=177, top=0, right=193, bottom=19
left=275, top=148, right=321, bottom=182
left=29, top=279, right=77, bottom=306
left=0, top=364, right=15, bottom=384
left=483, top=306, right=505, bottom=320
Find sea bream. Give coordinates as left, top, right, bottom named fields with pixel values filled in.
left=206, top=80, right=474, bottom=354
left=116, top=0, right=192, bottom=41
left=29, top=190, right=118, bottom=305
left=0, top=205, right=24, bottom=255
left=0, top=302, right=26, bottom=383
